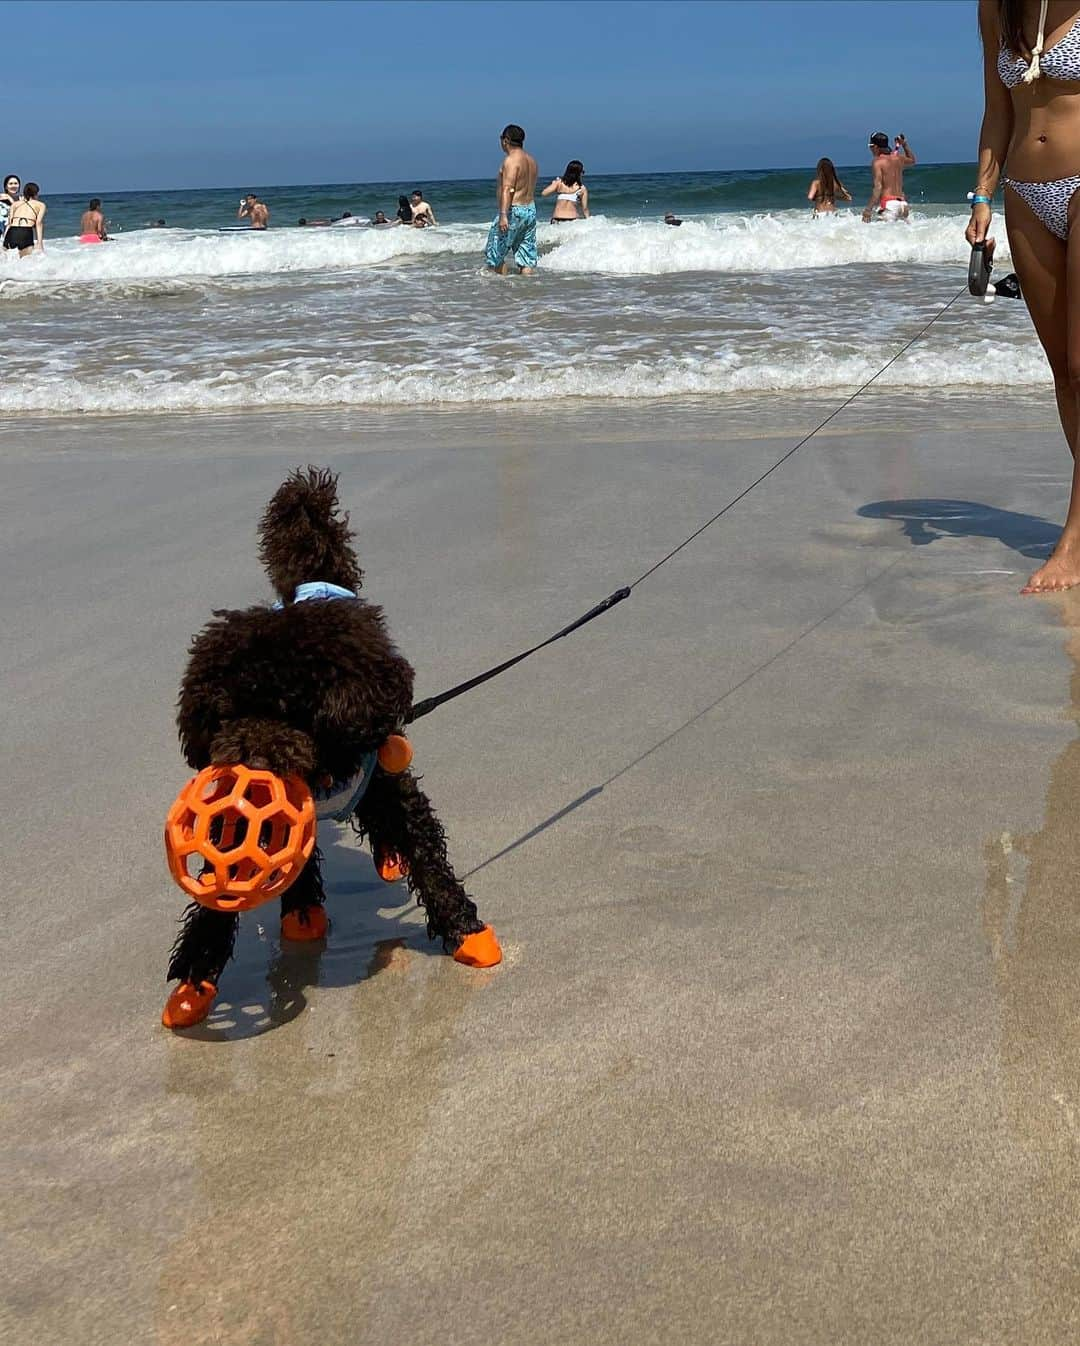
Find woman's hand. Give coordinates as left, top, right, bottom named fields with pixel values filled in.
left=966, top=201, right=995, bottom=260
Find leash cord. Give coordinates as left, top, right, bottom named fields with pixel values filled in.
left=407, top=286, right=967, bottom=724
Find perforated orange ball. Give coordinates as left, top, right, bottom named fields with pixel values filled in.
left=164, top=765, right=316, bottom=912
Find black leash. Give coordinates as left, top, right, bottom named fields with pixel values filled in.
left=407, top=286, right=968, bottom=725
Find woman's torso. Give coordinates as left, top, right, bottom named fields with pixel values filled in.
left=7, top=198, right=40, bottom=229
left=998, top=3, right=1080, bottom=180
left=551, top=180, right=583, bottom=218
left=810, top=178, right=841, bottom=211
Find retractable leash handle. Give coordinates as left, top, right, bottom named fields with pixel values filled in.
left=968, top=241, right=993, bottom=297
left=967, top=243, right=1022, bottom=303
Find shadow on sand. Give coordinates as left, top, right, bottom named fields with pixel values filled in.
left=175, top=834, right=434, bottom=1043
left=857, top=498, right=1059, bottom=560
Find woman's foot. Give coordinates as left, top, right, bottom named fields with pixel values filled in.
left=1022, top=541, right=1080, bottom=594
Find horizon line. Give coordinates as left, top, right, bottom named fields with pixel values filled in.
left=40, top=160, right=975, bottom=198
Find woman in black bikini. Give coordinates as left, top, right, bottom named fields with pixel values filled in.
left=4, top=181, right=45, bottom=256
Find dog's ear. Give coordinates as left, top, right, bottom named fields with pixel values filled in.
left=258, top=466, right=363, bottom=601
left=209, top=719, right=317, bottom=779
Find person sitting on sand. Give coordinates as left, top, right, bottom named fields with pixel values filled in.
left=408, top=190, right=437, bottom=226
left=863, top=132, right=915, bottom=222
left=80, top=198, right=108, bottom=242
left=807, top=158, right=852, bottom=215
left=541, top=160, right=589, bottom=222
left=238, top=193, right=269, bottom=229
left=4, top=182, right=45, bottom=256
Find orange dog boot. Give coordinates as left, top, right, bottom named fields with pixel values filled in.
left=453, top=926, right=502, bottom=968
left=374, top=844, right=409, bottom=883
left=162, top=980, right=217, bottom=1029
left=281, top=906, right=328, bottom=942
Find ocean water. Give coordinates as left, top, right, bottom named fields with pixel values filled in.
left=0, top=166, right=1047, bottom=417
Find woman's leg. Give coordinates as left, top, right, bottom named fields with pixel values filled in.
left=1004, top=188, right=1080, bottom=591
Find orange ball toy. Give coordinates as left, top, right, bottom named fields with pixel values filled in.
left=165, top=765, right=316, bottom=912
left=377, top=733, right=413, bottom=774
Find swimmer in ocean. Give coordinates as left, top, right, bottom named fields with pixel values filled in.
left=807, top=159, right=852, bottom=215
left=408, top=190, right=437, bottom=226
left=79, top=198, right=108, bottom=242
left=863, top=132, right=916, bottom=221
left=0, top=174, right=20, bottom=237
left=238, top=193, right=270, bottom=229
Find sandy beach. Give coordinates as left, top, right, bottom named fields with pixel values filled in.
left=6, top=387, right=1080, bottom=1344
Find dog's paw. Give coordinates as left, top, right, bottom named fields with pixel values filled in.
left=162, top=980, right=217, bottom=1029
left=280, top=906, right=328, bottom=942
left=452, top=926, right=502, bottom=968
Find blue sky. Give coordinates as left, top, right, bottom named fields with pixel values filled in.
left=15, top=0, right=980, bottom=191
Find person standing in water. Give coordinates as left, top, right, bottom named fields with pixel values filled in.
left=238, top=193, right=269, bottom=229
left=862, top=131, right=916, bottom=220
left=541, top=160, right=589, bottom=222
left=408, top=190, right=437, bottom=226
left=968, top=0, right=1080, bottom=593
left=80, top=198, right=108, bottom=242
left=0, top=174, right=20, bottom=236
left=4, top=182, right=45, bottom=256
left=807, top=158, right=852, bottom=214
left=485, top=123, right=538, bottom=275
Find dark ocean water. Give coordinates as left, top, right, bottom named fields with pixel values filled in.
left=38, top=164, right=978, bottom=237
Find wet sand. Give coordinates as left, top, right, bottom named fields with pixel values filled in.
left=5, top=391, right=1080, bottom=1344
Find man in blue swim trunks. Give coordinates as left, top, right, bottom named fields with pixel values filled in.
left=485, top=123, right=538, bottom=275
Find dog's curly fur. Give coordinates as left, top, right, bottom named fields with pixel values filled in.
left=166, top=466, right=486, bottom=998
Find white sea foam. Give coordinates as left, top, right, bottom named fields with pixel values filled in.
left=0, top=212, right=1009, bottom=289
left=0, top=338, right=1049, bottom=416
left=0, top=223, right=483, bottom=286
left=541, top=212, right=1012, bottom=275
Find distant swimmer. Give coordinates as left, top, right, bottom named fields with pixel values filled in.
left=372, top=211, right=397, bottom=227
left=147, top=218, right=166, bottom=228
left=238, top=193, right=269, bottom=229
left=408, top=190, right=437, bottom=226
left=79, top=197, right=108, bottom=242
left=663, top=212, right=683, bottom=226
left=863, top=131, right=915, bottom=221
left=541, top=160, right=589, bottom=222
left=4, top=181, right=45, bottom=256
left=298, top=217, right=331, bottom=226
left=485, top=123, right=538, bottom=275
left=807, top=158, right=852, bottom=215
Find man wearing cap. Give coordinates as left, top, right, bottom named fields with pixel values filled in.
left=863, top=132, right=916, bottom=222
